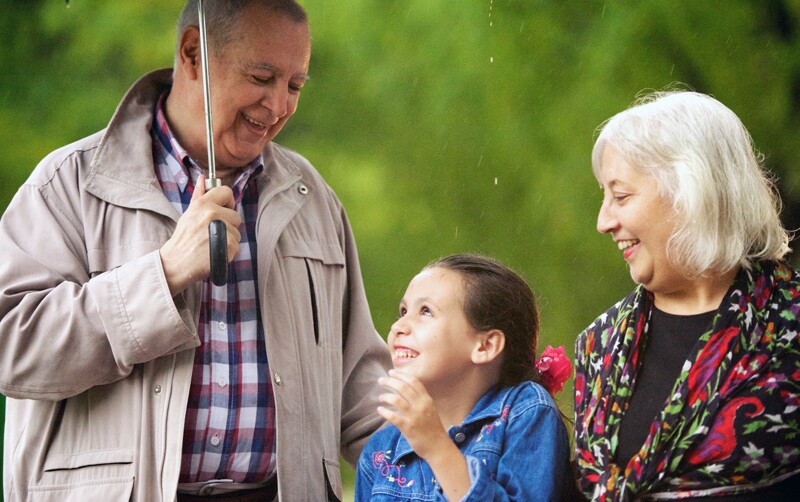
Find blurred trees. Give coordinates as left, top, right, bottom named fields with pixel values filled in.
left=1, top=0, right=799, bottom=499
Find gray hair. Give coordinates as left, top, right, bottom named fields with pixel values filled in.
left=592, top=89, right=791, bottom=277
left=175, top=0, right=307, bottom=58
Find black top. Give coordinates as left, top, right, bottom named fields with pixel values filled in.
left=614, top=306, right=800, bottom=500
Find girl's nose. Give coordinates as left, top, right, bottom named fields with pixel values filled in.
left=389, top=317, right=409, bottom=339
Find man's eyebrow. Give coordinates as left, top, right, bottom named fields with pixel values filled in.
left=249, top=62, right=310, bottom=82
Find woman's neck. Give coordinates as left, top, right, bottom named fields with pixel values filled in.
left=653, top=267, right=739, bottom=315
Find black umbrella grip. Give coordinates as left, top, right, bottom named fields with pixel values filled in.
left=208, top=219, right=228, bottom=286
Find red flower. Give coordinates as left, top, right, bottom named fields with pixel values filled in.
left=536, top=345, right=573, bottom=395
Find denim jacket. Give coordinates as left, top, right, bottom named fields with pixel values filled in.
left=355, top=382, right=570, bottom=501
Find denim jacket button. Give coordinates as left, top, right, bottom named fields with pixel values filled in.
left=454, top=432, right=466, bottom=443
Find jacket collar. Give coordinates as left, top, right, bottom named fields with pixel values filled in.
left=83, top=68, right=303, bottom=221
left=392, top=385, right=511, bottom=461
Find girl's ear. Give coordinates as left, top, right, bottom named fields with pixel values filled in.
left=472, top=329, right=505, bottom=365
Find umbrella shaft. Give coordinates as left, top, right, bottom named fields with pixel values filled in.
left=198, top=0, right=219, bottom=188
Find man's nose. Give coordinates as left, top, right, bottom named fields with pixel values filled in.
left=261, top=88, right=288, bottom=123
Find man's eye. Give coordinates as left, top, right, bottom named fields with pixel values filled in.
left=253, top=75, right=273, bottom=85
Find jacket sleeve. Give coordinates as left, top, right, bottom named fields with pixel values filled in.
left=337, top=205, right=392, bottom=465
left=0, top=170, right=197, bottom=401
left=459, top=402, right=571, bottom=502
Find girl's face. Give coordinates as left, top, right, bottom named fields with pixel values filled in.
left=388, top=267, right=482, bottom=395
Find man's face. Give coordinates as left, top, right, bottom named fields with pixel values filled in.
left=205, top=6, right=310, bottom=171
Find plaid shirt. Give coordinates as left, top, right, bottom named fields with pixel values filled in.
left=151, top=94, right=276, bottom=483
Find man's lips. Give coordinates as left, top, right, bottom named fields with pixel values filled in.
left=242, top=112, right=269, bottom=130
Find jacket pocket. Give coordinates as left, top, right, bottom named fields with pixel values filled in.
left=277, top=237, right=345, bottom=348
left=29, top=448, right=135, bottom=502
left=322, top=458, right=342, bottom=502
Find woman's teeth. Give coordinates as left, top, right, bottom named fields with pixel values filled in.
left=617, top=239, right=639, bottom=251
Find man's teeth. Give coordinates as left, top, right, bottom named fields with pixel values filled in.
left=245, top=115, right=267, bottom=128
left=395, top=349, right=418, bottom=359
left=617, top=239, right=639, bottom=251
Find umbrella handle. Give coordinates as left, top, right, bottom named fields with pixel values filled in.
left=208, top=219, right=228, bottom=286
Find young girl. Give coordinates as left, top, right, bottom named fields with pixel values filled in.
left=355, top=254, right=575, bottom=501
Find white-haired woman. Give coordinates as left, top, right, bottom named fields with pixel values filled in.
left=574, top=90, right=800, bottom=501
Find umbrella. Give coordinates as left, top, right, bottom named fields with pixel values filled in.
left=197, top=0, right=228, bottom=286
left=64, top=0, right=228, bottom=285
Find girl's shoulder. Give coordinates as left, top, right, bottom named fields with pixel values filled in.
left=486, top=382, right=561, bottom=422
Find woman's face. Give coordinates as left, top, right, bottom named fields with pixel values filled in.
left=596, top=145, right=684, bottom=295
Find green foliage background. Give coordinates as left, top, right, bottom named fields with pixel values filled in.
left=2, top=1, right=800, bottom=499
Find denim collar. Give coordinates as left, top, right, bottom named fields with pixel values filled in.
left=392, top=385, right=510, bottom=461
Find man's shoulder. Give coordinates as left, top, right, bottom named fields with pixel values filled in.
left=267, top=141, right=338, bottom=200
left=26, top=129, right=106, bottom=188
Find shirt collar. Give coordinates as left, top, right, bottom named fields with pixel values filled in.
left=153, top=92, right=264, bottom=199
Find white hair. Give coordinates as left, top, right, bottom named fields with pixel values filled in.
left=592, top=89, right=790, bottom=277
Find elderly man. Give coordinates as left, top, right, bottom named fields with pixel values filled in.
left=0, top=1, right=391, bottom=501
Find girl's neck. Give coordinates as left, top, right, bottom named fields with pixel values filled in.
left=431, top=375, right=497, bottom=428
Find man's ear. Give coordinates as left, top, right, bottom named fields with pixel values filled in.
left=177, top=26, right=202, bottom=81
left=472, top=329, right=505, bottom=365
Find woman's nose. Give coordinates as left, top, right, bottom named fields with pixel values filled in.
left=596, top=200, right=617, bottom=234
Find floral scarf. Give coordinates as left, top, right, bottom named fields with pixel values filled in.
left=574, top=261, right=800, bottom=500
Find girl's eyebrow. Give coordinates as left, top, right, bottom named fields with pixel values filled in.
left=408, top=296, right=441, bottom=311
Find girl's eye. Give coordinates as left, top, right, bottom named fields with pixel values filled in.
left=398, top=307, right=407, bottom=318
left=421, top=306, right=432, bottom=317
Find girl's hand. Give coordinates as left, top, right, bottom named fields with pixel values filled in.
left=376, top=370, right=451, bottom=461
left=377, top=370, right=471, bottom=499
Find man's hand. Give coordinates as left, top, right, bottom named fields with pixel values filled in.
left=159, top=175, right=241, bottom=295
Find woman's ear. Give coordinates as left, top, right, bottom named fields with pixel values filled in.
left=472, top=329, right=505, bottom=365
left=176, top=26, right=202, bottom=81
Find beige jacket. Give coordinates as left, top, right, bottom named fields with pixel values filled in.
left=0, top=69, right=391, bottom=502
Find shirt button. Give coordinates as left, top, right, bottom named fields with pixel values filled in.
left=454, top=432, right=466, bottom=443
left=154, top=385, right=162, bottom=395
left=218, top=377, right=228, bottom=388
left=218, top=321, right=227, bottom=331
left=210, top=434, right=221, bottom=446
left=274, top=373, right=282, bottom=386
